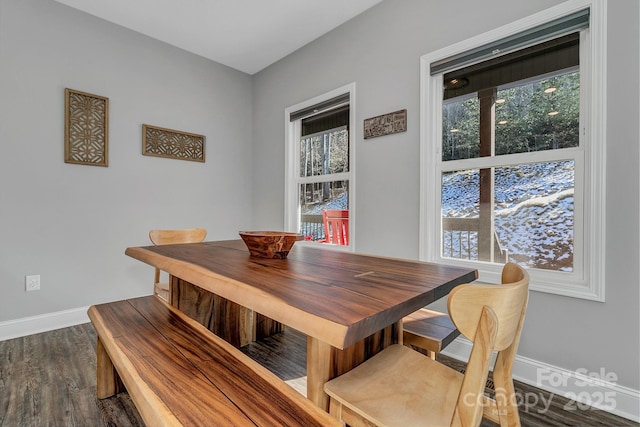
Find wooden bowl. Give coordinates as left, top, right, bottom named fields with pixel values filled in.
left=239, top=231, right=304, bottom=259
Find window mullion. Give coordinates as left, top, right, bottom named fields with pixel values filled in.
left=440, top=147, right=582, bottom=172
left=296, top=173, right=350, bottom=185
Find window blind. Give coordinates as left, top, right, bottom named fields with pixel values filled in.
left=430, top=8, right=589, bottom=76
left=289, top=93, right=350, bottom=122
left=442, top=33, right=579, bottom=100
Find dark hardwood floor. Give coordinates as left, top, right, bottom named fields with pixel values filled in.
left=0, top=323, right=636, bottom=426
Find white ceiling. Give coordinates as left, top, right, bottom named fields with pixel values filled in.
left=54, top=0, right=382, bottom=75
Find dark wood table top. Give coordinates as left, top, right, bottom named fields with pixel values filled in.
left=125, top=239, right=477, bottom=349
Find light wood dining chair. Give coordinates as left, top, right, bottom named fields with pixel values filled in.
left=149, top=228, right=207, bottom=300
left=324, top=263, right=529, bottom=427
left=403, top=262, right=527, bottom=361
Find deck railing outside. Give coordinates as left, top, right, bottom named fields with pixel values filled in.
left=442, top=217, right=508, bottom=263
left=300, top=214, right=325, bottom=241
left=300, top=215, right=507, bottom=263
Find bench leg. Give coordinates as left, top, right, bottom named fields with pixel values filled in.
left=96, top=336, right=124, bottom=399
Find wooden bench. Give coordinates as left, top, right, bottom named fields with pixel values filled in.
left=402, top=308, right=460, bottom=359
left=88, top=295, right=340, bottom=427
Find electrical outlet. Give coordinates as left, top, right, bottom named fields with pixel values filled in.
left=25, top=275, right=40, bottom=291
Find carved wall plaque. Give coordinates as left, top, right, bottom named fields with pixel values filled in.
left=142, top=124, right=205, bottom=162
left=363, top=109, right=407, bottom=140
left=65, top=88, right=109, bottom=166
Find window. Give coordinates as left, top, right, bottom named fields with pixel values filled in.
left=285, top=84, right=355, bottom=248
left=420, top=1, right=606, bottom=300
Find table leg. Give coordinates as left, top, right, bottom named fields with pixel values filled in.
left=306, top=321, right=402, bottom=410
left=306, top=337, right=332, bottom=410
left=169, top=276, right=284, bottom=347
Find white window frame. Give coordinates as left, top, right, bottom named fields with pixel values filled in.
left=285, top=83, right=356, bottom=251
left=419, top=0, right=606, bottom=301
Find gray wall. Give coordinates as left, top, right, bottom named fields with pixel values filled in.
left=0, top=0, right=253, bottom=320
left=1, top=0, right=638, bottom=397
left=252, top=0, right=640, bottom=390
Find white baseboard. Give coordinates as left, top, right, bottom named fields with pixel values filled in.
left=0, top=307, right=90, bottom=341
left=442, top=337, right=640, bottom=423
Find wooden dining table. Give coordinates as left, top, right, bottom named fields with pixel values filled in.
left=125, top=239, right=478, bottom=410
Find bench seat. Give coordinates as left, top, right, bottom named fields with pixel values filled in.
left=88, top=295, right=339, bottom=427
left=402, top=308, right=460, bottom=359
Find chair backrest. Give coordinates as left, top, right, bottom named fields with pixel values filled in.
left=501, top=261, right=527, bottom=285
left=446, top=263, right=529, bottom=426
left=322, top=210, right=349, bottom=245
left=149, top=228, right=207, bottom=246
left=149, top=228, right=207, bottom=285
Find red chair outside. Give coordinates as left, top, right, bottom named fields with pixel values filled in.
left=320, top=209, right=349, bottom=245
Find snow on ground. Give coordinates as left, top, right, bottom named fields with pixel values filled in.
left=443, top=161, right=574, bottom=271
left=304, top=192, right=348, bottom=214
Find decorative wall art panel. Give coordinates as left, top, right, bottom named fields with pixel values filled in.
left=363, top=109, right=407, bottom=140
left=65, top=88, right=109, bottom=166
left=142, top=124, right=205, bottom=162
